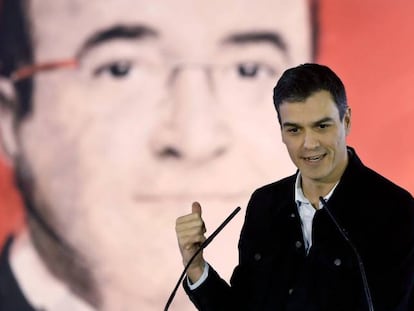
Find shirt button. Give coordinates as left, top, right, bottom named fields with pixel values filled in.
left=290, top=213, right=296, bottom=218
left=254, top=253, right=261, bottom=261
left=295, top=241, right=302, bottom=248
left=288, top=288, right=294, bottom=295
left=334, top=258, right=342, bottom=266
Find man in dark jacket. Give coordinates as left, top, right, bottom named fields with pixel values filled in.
left=175, top=63, right=414, bottom=310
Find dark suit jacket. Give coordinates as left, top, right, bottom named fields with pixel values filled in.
left=185, top=147, right=414, bottom=311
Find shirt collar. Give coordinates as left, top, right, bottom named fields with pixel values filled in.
left=294, top=172, right=340, bottom=208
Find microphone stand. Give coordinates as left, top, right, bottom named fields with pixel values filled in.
left=319, top=197, right=374, bottom=311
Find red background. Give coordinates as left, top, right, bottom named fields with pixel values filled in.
left=1, top=0, right=414, bottom=247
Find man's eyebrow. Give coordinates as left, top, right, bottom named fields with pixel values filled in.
left=282, top=121, right=299, bottom=128
left=76, top=24, right=159, bottom=57
left=221, top=31, right=287, bottom=53
left=313, top=117, right=334, bottom=126
left=282, top=117, right=334, bottom=128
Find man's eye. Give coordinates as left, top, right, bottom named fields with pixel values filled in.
left=93, top=60, right=132, bottom=78
left=287, top=128, right=299, bottom=133
left=319, top=123, right=330, bottom=129
left=236, top=62, right=275, bottom=78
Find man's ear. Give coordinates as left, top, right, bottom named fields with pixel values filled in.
left=0, top=77, right=19, bottom=165
left=344, top=107, right=351, bottom=135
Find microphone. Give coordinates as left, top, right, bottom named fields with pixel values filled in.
left=319, top=197, right=374, bottom=311
left=164, top=206, right=242, bottom=311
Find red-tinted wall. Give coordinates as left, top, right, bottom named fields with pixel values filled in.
left=1, top=0, right=414, bottom=248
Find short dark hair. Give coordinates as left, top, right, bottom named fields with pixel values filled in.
left=0, top=0, right=33, bottom=120
left=273, top=63, right=348, bottom=125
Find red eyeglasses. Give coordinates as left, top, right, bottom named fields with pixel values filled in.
left=10, top=59, right=79, bottom=82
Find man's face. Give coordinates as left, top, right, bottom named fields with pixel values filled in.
left=9, top=0, right=311, bottom=307
left=280, top=90, right=350, bottom=186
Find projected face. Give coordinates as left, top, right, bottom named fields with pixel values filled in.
left=6, top=0, right=312, bottom=309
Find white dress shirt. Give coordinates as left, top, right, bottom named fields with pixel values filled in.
left=295, top=172, right=338, bottom=253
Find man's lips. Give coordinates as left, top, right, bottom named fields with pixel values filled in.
left=302, top=153, right=326, bottom=162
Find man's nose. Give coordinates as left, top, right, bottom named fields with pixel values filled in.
left=303, top=130, right=320, bottom=149
left=149, top=67, right=231, bottom=164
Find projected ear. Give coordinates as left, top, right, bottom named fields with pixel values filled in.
left=344, top=107, right=351, bottom=135
left=0, top=77, right=19, bottom=163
